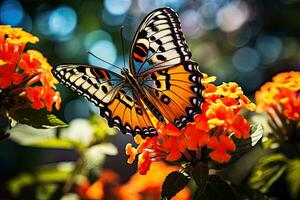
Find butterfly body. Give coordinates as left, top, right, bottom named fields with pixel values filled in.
left=52, top=7, right=204, bottom=138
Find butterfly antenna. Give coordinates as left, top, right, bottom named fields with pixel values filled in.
left=120, top=26, right=126, bottom=68
left=88, top=51, right=123, bottom=71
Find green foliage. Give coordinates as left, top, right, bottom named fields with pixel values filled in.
left=10, top=108, right=67, bottom=129
left=249, top=152, right=300, bottom=199
left=249, top=153, right=289, bottom=193
left=286, top=159, right=300, bottom=199
left=7, top=115, right=118, bottom=199
left=8, top=162, right=74, bottom=198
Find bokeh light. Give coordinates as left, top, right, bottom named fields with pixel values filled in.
left=104, top=0, right=132, bottom=15
left=256, top=36, right=283, bottom=64
left=0, top=0, right=24, bottom=26
left=232, top=47, right=260, bottom=72
left=217, top=1, right=249, bottom=32
left=101, top=9, right=127, bottom=26
left=180, top=9, right=202, bottom=36
left=48, top=6, right=77, bottom=38
left=88, top=40, right=118, bottom=71
left=84, top=30, right=112, bottom=50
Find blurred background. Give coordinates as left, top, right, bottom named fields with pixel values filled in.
left=0, top=0, right=299, bottom=199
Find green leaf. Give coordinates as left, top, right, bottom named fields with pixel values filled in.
left=194, top=175, right=235, bottom=200
left=286, top=158, right=300, bottom=199
left=191, top=162, right=208, bottom=195
left=36, top=184, right=58, bottom=200
left=231, top=123, right=264, bottom=161
left=249, top=153, right=289, bottom=193
left=31, top=138, right=75, bottom=149
left=161, top=170, right=191, bottom=200
left=8, top=173, right=34, bottom=197
left=9, top=124, right=57, bottom=146
left=10, top=108, right=67, bottom=129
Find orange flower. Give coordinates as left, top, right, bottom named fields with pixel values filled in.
left=0, top=25, right=60, bottom=112
left=118, top=162, right=191, bottom=200
left=126, top=74, right=255, bottom=174
left=77, top=170, right=122, bottom=200
left=207, top=135, right=236, bottom=163
left=256, top=71, right=300, bottom=121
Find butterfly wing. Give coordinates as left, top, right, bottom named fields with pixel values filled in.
left=130, top=7, right=191, bottom=76
left=142, top=61, right=204, bottom=129
left=52, top=65, right=157, bottom=137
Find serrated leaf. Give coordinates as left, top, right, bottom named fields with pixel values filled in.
left=194, top=175, right=235, bottom=200
left=10, top=108, right=67, bottom=129
left=249, top=153, right=288, bottom=193
left=192, top=162, right=208, bottom=194
left=161, top=170, right=191, bottom=200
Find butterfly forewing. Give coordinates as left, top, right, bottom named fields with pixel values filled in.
left=130, top=7, right=191, bottom=76
left=52, top=65, right=124, bottom=105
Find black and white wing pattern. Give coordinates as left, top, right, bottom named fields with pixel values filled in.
left=51, top=65, right=158, bottom=138
left=129, top=7, right=205, bottom=130
left=129, top=7, right=191, bottom=76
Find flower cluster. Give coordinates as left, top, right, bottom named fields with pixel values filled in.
left=77, top=162, right=190, bottom=200
left=126, top=74, right=256, bottom=174
left=255, top=71, right=300, bottom=121
left=0, top=25, right=61, bottom=112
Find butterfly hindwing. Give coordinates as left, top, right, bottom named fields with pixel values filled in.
left=130, top=7, right=191, bottom=75
left=52, top=65, right=157, bottom=138
left=143, top=61, right=204, bottom=129
left=103, top=87, right=157, bottom=137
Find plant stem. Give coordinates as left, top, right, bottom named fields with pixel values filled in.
left=62, top=152, right=84, bottom=194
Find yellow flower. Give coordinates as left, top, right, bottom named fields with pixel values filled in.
left=0, top=25, right=38, bottom=44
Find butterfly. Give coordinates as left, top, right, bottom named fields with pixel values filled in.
left=51, top=7, right=204, bottom=138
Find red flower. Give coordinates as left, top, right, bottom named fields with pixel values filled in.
left=126, top=74, right=255, bottom=174
left=0, top=63, right=24, bottom=89
left=207, top=135, right=236, bottom=163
